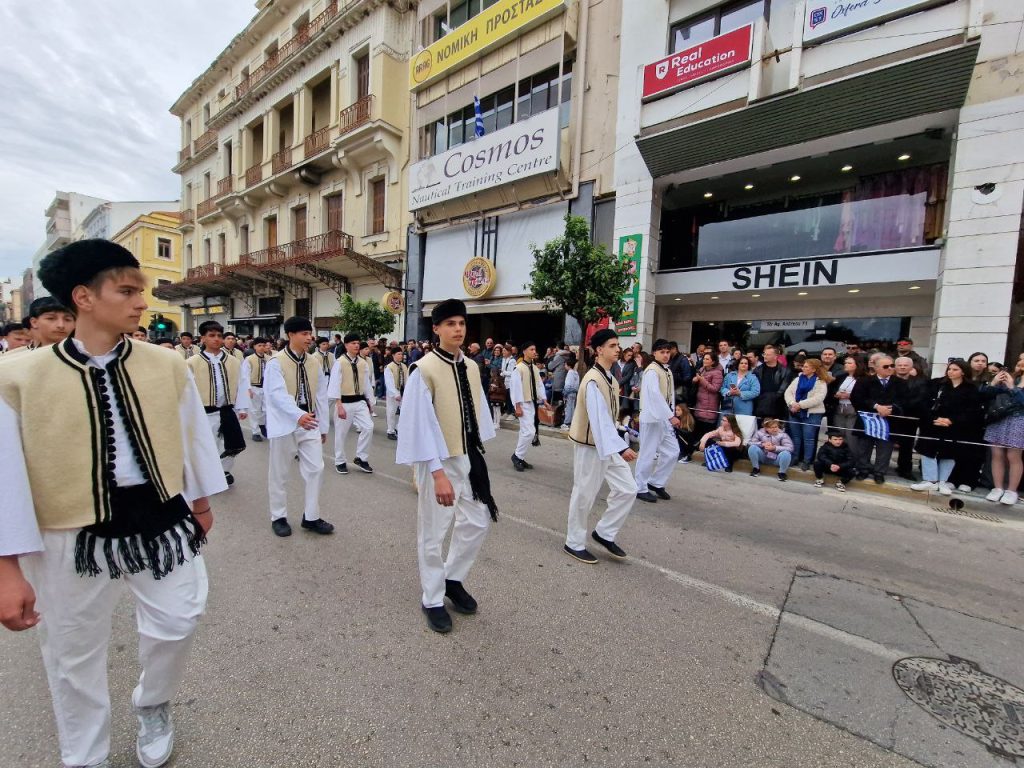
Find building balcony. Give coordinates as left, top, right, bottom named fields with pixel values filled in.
left=245, top=163, right=263, bottom=188
left=304, top=126, right=331, bottom=159
left=178, top=209, right=195, bottom=230
left=197, top=198, right=220, bottom=220
left=193, top=129, right=217, bottom=157
left=271, top=147, right=294, bottom=176
left=339, top=95, right=373, bottom=137
left=231, top=230, right=354, bottom=272
left=178, top=145, right=192, bottom=164
left=217, top=177, right=233, bottom=197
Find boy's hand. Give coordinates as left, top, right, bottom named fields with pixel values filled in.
left=0, top=558, right=40, bottom=632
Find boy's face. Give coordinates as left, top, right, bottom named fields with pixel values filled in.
left=319, top=341, right=330, bottom=353
left=654, top=347, right=671, bottom=364
left=32, top=310, right=76, bottom=345
left=345, top=340, right=361, bottom=357
left=434, top=317, right=466, bottom=349
left=76, top=271, right=148, bottom=335
left=202, top=329, right=224, bottom=353
left=829, top=436, right=844, bottom=448
left=288, top=330, right=313, bottom=350
left=180, top=336, right=193, bottom=347
left=393, top=352, right=404, bottom=363
left=7, top=329, right=31, bottom=348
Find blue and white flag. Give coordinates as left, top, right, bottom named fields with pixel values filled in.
left=859, top=411, right=890, bottom=441
left=473, top=96, right=485, bottom=138
left=704, top=443, right=730, bottom=472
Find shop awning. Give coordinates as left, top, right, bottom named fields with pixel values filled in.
left=636, top=43, right=980, bottom=178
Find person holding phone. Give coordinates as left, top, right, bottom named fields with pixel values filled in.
left=984, top=365, right=1024, bottom=505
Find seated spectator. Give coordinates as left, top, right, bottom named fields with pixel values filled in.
left=698, top=414, right=744, bottom=472
left=784, top=359, right=830, bottom=471
left=747, top=418, right=794, bottom=481
left=721, top=356, right=761, bottom=416
left=852, top=355, right=906, bottom=484
left=693, top=352, right=724, bottom=444
left=984, top=366, right=1024, bottom=505
left=674, top=403, right=696, bottom=464
left=814, top=431, right=855, bottom=492
left=912, top=359, right=980, bottom=495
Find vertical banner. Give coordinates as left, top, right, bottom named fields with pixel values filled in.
left=616, top=234, right=643, bottom=336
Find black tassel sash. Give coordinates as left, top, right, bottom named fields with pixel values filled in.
left=73, top=484, right=206, bottom=579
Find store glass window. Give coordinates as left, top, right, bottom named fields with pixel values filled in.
left=671, top=15, right=715, bottom=51
left=690, top=317, right=912, bottom=355
left=670, top=0, right=766, bottom=53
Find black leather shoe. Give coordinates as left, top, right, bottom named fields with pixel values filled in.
left=224, top=472, right=234, bottom=486
left=874, top=473, right=886, bottom=485
left=301, top=518, right=335, bottom=535
left=511, top=455, right=525, bottom=472
left=649, top=486, right=671, bottom=500
left=778, top=472, right=788, bottom=482
left=563, top=545, right=598, bottom=564
left=521, top=459, right=533, bottom=469
left=335, top=463, right=348, bottom=475
left=591, top=530, right=627, bottom=560
left=387, top=432, right=397, bottom=440
left=251, top=433, right=264, bottom=442
left=444, top=580, right=477, bottom=614
left=750, top=468, right=760, bottom=477
left=636, top=491, right=658, bottom=503
left=422, top=605, right=452, bottom=633
left=353, top=458, right=374, bottom=474
left=271, top=519, right=292, bottom=537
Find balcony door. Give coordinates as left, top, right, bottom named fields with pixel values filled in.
left=327, top=194, right=343, bottom=233
left=356, top=54, right=370, bottom=101
left=293, top=206, right=307, bottom=241
left=266, top=217, right=278, bottom=248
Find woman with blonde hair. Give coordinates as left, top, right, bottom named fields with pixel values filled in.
left=784, top=358, right=830, bottom=470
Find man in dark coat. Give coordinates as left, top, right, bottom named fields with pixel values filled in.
left=852, top=355, right=907, bottom=484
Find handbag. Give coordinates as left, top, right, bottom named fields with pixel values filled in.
left=704, top=442, right=730, bottom=472
left=985, top=389, right=1024, bottom=425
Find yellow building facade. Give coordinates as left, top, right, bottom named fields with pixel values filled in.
left=112, top=212, right=185, bottom=336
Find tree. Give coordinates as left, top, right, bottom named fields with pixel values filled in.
left=527, top=214, right=634, bottom=329
left=333, top=294, right=395, bottom=339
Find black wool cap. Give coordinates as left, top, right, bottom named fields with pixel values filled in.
left=431, top=298, right=467, bottom=325
left=29, top=296, right=70, bottom=317
left=652, top=338, right=671, bottom=352
left=590, top=328, right=618, bottom=350
left=343, top=332, right=361, bottom=344
left=359, top=341, right=369, bottom=350
left=520, top=340, right=537, bottom=353
left=283, top=316, right=313, bottom=334
left=38, top=239, right=140, bottom=310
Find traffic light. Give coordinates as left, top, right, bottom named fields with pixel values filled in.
left=150, top=314, right=168, bottom=331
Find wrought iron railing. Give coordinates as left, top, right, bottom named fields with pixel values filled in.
left=217, top=177, right=233, bottom=197
left=197, top=198, right=219, bottom=218
left=304, top=126, right=331, bottom=158
left=235, top=230, right=352, bottom=271
left=339, top=94, right=373, bottom=136
left=272, top=147, right=293, bottom=175
left=245, top=163, right=263, bottom=188
left=193, top=129, right=217, bottom=155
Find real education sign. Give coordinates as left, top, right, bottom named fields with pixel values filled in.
left=410, top=0, right=567, bottom=91
left=642, top=25, right=753, bottom=101
left=408, top=108, right=560, bottom=211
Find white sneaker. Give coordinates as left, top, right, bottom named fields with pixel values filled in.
left=559, top=424, right=570, bottom=431
left=910, top=481, right=937, bottom=492
left=136, top=702, right=174, bottom=768
left=678, top=456, right=691, bottom=464
left=1000, top=490, right=1019, bottom=506
left=938, top=482, right=954, bottom=496
left=986, top=488, right=1005, bottom=502
left=957, top=484, right=973, bottom=493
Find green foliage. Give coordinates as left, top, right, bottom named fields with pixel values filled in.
left=333, top=294, right=395, bottom=339
left=527, top=214, right=633, bottom=327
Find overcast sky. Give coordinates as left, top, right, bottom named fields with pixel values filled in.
left=0, top=0, right=256, bottom=280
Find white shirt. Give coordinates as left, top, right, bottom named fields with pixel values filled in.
left=585, top=375, right=629, bottom=459
left=262, top=355, right=330, bottom=440
left=509, top=361, right=545, bottom=406
left=0, top=339, right=227, bottom=556
left=384, top=366, right=405, bottom=398
left=718, top=353, right=733, bottom=371
left=639, top=364, right=675, bottom=424
left=500, top=355, right=516, bottom=383
left=395, top=351, right=496, bottom=473
left=564, top=369, right=580, bottom=394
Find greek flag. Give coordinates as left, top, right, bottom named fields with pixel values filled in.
left=473, top=96, right=485, bottom=138
left=704, top=443, right=730, bottom=472
left=859, top=411, right=890, bottom=440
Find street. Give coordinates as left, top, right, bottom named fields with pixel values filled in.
left=2, top=413, right=1023, bottom=768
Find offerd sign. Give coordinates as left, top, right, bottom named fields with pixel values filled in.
left=642, top=24, right=753, bottom=101
left=411, top=0, right=566, bottom=91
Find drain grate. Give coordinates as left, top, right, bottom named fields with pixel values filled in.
left=930, top=504, right=1003, bottom=523
left=893, top=656, right=1024, bottom=759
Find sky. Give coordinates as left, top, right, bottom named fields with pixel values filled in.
left=0, top=0, right=257, bottom=279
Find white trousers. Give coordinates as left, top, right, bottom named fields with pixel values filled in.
left=21, top=530, right=208, bottom=768
left=386, top=395, right=400, bottom=435
left=566, top=444, right=636, bottom=550
left=334, top=400, right=373, bottom=464
left=492, top=404, right=502, bottom=431
left=415, top=455, right=491, bottom=608
left=249, top=388, right=266, bottom=435
left=269, top=427, right=324, bottom=521
left=205, top=411, right=235, bottom=472
left=515, top=402, right=537, bottom=459
left=635, top=421, right=680, bottom=492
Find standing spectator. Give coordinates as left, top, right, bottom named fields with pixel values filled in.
left=843, top=342, right=863, bottom=365
left=727, top=348, right=744, bottom=373
left=911, top=359, right=980, bottom=495
left=984, top=366, right=1024, bottom=505
left=547, top=343, right=572, bottom=406
left=852, top=355, right=906, bottom=484
left=698, top=414, right=743, bottom=471
left=753, top=344, right=793, bottom=422
left=482, top=337, right=495, bottom=365
left=560, top=356, right=580, bottom=431
left=826, top=355, right=866, bottom=475
left=790, top=349, right=808, bottom=370
left=820, top=347, right=843, bottom=377
left=892, top=356, right=929, bottom=480
left=720, top=357, right=760, bottom=416
left=691, top=343, right=707, bottom=369
left=668, top=342, right=693, bottom=404
left=487, top=344, right=507, bottom=429
left=499, top=344, right=517, bottom=418
left=747, top=418, right=794, bottom=480
left=745, top=350, right=761, bottom=370
left=896, top=337, right=928, bottom=376
left=692, top=352, right=724, bottom=445
left=784, top=359, right=830, bottom=470
left=716, top=340, right=732, bottom=372
left=616, top=348, right=639, bottom=413
left=949, top=351, right=994, bottom=491
left=813, top=431, right=856, bottom=491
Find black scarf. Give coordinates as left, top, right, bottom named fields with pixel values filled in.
left=347, top=354, right=362, bottom=395
left=435, top=349, right=499, bottom=521
left=286, top=348, right=313, bottom=409
left=218, top=406, right=246, bottom=457
left=527, top=360, right=541, bottom=446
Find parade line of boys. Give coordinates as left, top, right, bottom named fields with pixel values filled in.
left=0, top=239, right=680, bottom=768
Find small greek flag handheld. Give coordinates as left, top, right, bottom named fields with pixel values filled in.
left=859, top=411, right=890, bottom=440
left=473, top=96, right=485, bottom=138
left=704, top=443, right=730, bottom=472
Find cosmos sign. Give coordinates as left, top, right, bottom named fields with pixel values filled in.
left=642, top=25, right=754, bottom=101
left=408, top=107, right=560, bottom=211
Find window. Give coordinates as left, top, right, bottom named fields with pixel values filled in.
left=202, top=238, right=211, bottom=265
left=294, top=297, right=310, bottom=318
left=516, top=64, right=565, bottom=123
left=670, top=0, right=766, bottom=52
left=240, top=224, right=249, bottom=254
left=293, top=205, right=307, bottom=241
left=265, top=217, right=278, bottom=248
left=224, top=141, right=233, bottom=178
left=356, top=53, right=370, bottom=100
left=157, top=237, right=172, bottom=260
left=185, top=243, right=193, bottom=270
left=326, top=194, right=343, bottom=232
left=184, top=119, right=192, bottom=145
left=370, top=178, right=385, bottom=235
left=157, top=279, right=172, bottom=288
left=217, top=233, right=226, bottom=264
left=258, top=296, right=282, bottom=315
left=203, top=172, right=211, bottom=199
left=433, top=0, right=500, bottom=41
left=202, top=103, right=210, bottom=129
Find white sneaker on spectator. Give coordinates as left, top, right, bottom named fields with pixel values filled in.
left=1000, top=490, right=1019, bottom=505
left=678, top=456, right=690, bottom=464
left=559, top=424, right=570, bottom=431
left=986, top=488, right=1005, bottom=502
left=938, top=482, right=954, bottom=496
left=910, top=481, right=937, bottom=492
left=957, top=484, right=973, bottom=493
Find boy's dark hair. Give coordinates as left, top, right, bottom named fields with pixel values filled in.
left=827, top=430, right=844, bottom=439
left=179, top=332, right=194, bottom=340
left=253, top=336, right=270, bottom=345
left=198, top=321, right=224, bottom=336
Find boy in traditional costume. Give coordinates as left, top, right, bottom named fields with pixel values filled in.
left=186, top=321, right=249, bottom=486
left=174, top=331, right=196, bottom=359
left=384, top=347, right=409, bottom=440
left=222, top=332, right=244, bottom=361
left=564, top=328, right=638, bottom=564
left=244, top=336, right=273, bottom=441
left=509, top=341, right=548, bottom=471
left=0, top=238, right=226, bottom=768
left=263, top=316, right=333, bottom=537
left=327, top=332, right=375, bottom=474
left=396, top=299, right=498, bottom=634
left=634, top=338, right=681, bottom=503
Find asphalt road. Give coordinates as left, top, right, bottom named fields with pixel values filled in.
left=2, top=411, right=1023, bottom=768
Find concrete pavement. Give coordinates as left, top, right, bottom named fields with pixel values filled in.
left=2, top=409, right=1022, bottom=767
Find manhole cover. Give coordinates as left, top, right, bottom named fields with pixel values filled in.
left=893, top=656, right=1024, bottom=758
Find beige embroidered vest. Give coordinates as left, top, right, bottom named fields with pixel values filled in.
left=276, top=349, right=322, bottom=406
left=187, top=351, right=242, bottom=408
left=249, top=353, right=271, bottom=385
left=414, top=352, right=483, bottom=458
left=516, top=360, right=545, bottom=403
left=640, top=362, right=673, bottom=411
left=337, top=354, right=370, bottom=396
left=569, top=366, right=619, bottom=447
left=386, top=361, right=409, bottom=393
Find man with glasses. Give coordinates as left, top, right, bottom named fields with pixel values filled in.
left=852, top=355, right=906, bottom=484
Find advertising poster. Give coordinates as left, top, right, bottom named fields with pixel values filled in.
left=616, top=234, right=642, bottom=336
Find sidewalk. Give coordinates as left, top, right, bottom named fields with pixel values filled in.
left=497, top=417, right=1024, bottom=526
